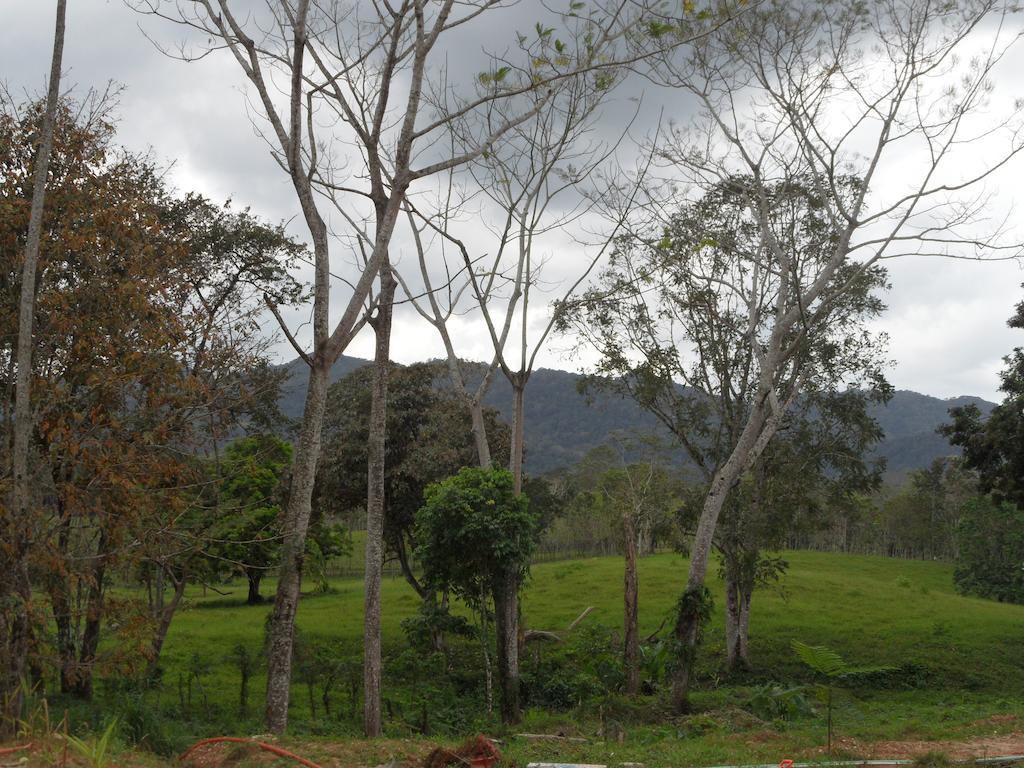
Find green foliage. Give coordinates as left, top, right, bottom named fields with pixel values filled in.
left=953, top=496, right=1024, bottom=604
left=792, top=641, right=895, bottom=679
left=522, top=624, right=625, bottom=710
left=388, top=647, right=479, bottom=735
left=206, top=434, right=292, bottom=601
left=793, top=640, right=897, bottom=751
left=671, top=586, right=714, bottom=665
left=792, top=641, right=850, bottom=677
left=746, top=683, right=814, bottom=721
left=116, top=695, right=188, bottom=757
left=61, top=550, right=1024, bottom=755
left=940, top=288, right=1024, bottom=605
left=943, top=286, right=1024, bottom=509
left=292, top=636, right=353, bottom=722
left=401, top=601, right=474, bottom=651
left=415, top=467, right=537, bottom=605
left=66, top=718, right=119, bottom=768
left=639, top=637, right=672, bottom=691
left=318, top=361, right=510, bottom=590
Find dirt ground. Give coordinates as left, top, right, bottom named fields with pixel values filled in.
left=834, top=733, right=1024, bottom=762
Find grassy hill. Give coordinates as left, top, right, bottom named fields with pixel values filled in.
left=134, top=550, right=1024, bottom=765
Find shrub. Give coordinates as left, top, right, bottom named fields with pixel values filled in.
left=746, top=683, right=814, bottom=721
left=954, top=497, right=1024, bottom=604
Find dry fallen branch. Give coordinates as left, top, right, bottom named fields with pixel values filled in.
left=568, top=606, right=595, bottom=631
left=522, top=629, right=562, bottom=644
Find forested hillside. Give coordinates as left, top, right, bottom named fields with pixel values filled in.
left=277, top=356, right=994, bottom=477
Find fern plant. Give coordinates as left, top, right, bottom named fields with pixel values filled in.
left=66, top=718, right=119, bottom=768
left=792, top=641, right=895, bottom=753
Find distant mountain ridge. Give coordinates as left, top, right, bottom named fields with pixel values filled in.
left=277, top=356, right=995, bottom=478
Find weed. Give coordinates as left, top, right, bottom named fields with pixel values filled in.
left=66, top=718, right=119, bottom=768
left=746, top=683, right=814, bottom=721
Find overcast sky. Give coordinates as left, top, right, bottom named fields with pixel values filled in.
left=4, top=0, right=1024, bottom=402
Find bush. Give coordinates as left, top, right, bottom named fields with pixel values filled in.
left=954, top=497, right=1024, bottom=604
left=117, top=696, right=191, bottom=757
left=746, top=683, right=814, bottom=721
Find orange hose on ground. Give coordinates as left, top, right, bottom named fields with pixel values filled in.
left=0, top=743, right=31, bottom=756
left=178, top=736, right=323, bottom=768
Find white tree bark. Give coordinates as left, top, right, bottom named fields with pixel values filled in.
left=2, top=0, right=66, bottom=735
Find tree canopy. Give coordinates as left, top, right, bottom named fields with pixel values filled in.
left=316, top=361, right=511, bottom=595
left=415, top=467, right=537, bottom=608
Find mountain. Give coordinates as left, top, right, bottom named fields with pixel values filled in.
left=277, top=356, right=995, bottom=478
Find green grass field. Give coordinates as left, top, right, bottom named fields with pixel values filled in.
left=107, top=549, right=1023, bottom=766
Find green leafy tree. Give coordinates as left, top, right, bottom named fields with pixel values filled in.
left=416, top=467, right=536, bottom=606
left=877, top=458, right=976, bottom=559
left=210, top=436, right=293, bottom=605
left=712, top=388, right=887, bottom=671
left=952, top=497, right=1024, bottom=604
left=944, top=287, right=1024, bottom=509
left=316, top=362, right=510, bottom=597
left=941, top=288, right=1024, bottom=603
left=211, top=435, right=348, bottom=602
left=414, top=467, right=537, bottom=711
left=563, top=175, right=888, bottom=707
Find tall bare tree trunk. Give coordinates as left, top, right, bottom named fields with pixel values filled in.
left=623, top=511, right=640, bottom=696
left=495, top=380, right=527, bottom=723
left=146, top=570, right=188, bottom=684
left=363, top=265, right=395, bottom=738
left=47, top=513, right=75, bottom=693
left=670, top=402, right=774, bottom=712
left=509, top=381, right=526, bottom=494
left=470, top=401, right=492, bottom=469
left=1, top=0, right=66, bottom=735
left=493, top=571, right=519, bottom=723
left=265, top=357, right=331, bottom=732
left=71, top=531, right=108, bottom=701
left=724, top=571, right=751, bottom=672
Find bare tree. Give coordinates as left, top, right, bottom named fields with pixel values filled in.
left=398, top=70, right=650, bottom=721
left=1, top=0, right=66, bottom=734
left=568, top=0, right=1024, bottom=712
left=133, top=0, right=644, bottom=733
left=362, top=262, right=396, bottom=736
left=596, top=437, right=678, bottom=696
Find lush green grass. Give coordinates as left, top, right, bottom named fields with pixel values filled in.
left=163, top=550, right=1024, bottom=692
left=83, top=550, right=1024, bottom=764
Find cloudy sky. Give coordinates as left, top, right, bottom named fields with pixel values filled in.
left=4, top=0, right=1024, bottom=402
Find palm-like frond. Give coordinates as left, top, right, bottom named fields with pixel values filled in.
left=791, top=640, right=849, bottom=677
left=792, top=640, right=897, bottom=679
